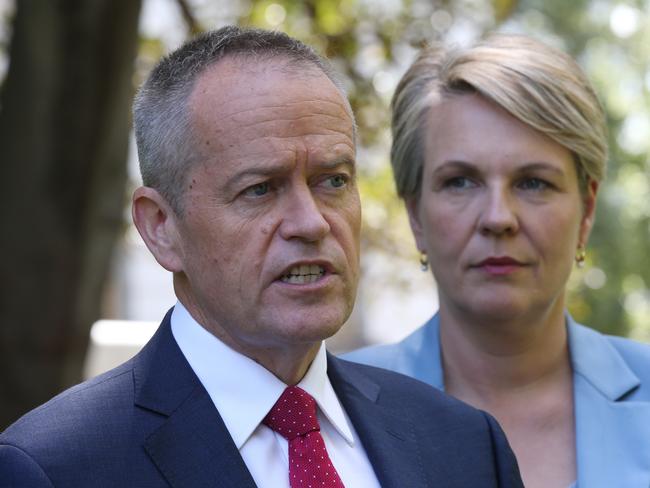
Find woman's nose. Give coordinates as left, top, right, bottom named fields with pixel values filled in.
left=478, top=188, right=519, bottom=236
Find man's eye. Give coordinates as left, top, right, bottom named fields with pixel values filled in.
left=518, top=178, right=550, bottom=191
left=326, top=174, right=348, bottom=188
left=243, top=182, right=270, bottom=197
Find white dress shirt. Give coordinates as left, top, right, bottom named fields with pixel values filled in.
left=170, top=302, right=381, bottom=488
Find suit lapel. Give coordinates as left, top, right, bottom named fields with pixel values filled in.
left=570, top=320, right=650, bottom=487
left=143, top=387, right=257, bottom=488
left=133, top=310, right=256, bottom=488
left=328, top=355, right=429, bottom=488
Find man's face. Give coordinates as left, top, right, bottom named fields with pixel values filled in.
left=172, top=58, right=360, bottom=356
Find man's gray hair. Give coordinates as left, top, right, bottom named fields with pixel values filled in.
left=133, top=25, right=352, bottom=213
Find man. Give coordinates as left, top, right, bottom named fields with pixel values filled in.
left=0, top=27, right=523, bottom=487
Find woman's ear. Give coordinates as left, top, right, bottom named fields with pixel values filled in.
left=131, top=187, right=184, bottom=273
left=405, top=196, right=427, bottom=253
left=579, top=179, right=599, bottom=247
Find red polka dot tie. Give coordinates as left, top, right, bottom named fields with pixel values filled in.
left=263, top=386, right=345, bottom=488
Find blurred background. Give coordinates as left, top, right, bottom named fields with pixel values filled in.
left=0, top=0, right=648, bottom=428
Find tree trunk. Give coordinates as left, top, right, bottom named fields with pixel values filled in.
left=0, top=0, right=142, bottom=428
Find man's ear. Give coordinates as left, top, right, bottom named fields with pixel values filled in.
left=405, top=196, right=427, bottom=252
left=132, top=187, right=184, bottom=273
left=578, top=179, right=599, bottom=247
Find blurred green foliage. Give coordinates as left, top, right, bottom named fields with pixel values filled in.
left=4, top=0, right=647, bottom=337
left=3, top=0, right=640, bottom=339
left=132, top=0, right=650, bottom=339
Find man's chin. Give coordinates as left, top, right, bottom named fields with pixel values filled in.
left=268, top=308, right=351, bottom=344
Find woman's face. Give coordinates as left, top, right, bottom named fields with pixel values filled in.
left=408, top=94, right=598, bottom=323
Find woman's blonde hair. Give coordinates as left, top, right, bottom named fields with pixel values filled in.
left=391, top=33, right=607, bottom=199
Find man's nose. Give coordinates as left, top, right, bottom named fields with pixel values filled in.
left=478, top=187, right=519, bottom=236
left=279, top=187, right=330, bottom=242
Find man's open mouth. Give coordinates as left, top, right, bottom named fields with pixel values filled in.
left=280, top=264, right=326, bottom=284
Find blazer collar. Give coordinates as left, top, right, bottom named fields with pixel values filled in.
left=568, top=315, right=650, bottom=487
left=328, top=354, right=430, bottom=488
left=568, top=314, right=640, bottom=400
left=133, top=309, right=257, bottom=488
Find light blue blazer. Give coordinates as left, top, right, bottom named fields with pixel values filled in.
left=344, top=313, right=650, bottom=487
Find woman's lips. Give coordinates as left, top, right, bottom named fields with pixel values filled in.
left=474, top=257, right=525, bottom=276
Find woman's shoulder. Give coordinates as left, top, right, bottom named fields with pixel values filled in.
left=341, top=340, right=403, bottom=370
left=340, top=314, right=443, bottom=387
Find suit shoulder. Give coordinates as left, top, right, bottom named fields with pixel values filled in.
left=332, top=358, right=524, bottom=486
left=1, top=360, right=136, bottom=450
left=0, top=357, right=171, bottom=487
left=0, top=444, right=55, bottom=487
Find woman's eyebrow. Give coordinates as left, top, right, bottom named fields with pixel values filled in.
left=514, top=162, right=566, bottom=176
left=431, top=160, right=479, bottom=175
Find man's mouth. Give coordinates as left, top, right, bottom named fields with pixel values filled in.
left=280, top=264, right=326, bottom=284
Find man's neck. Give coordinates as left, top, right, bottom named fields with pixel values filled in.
left=174, top=289, right=322, bottom=385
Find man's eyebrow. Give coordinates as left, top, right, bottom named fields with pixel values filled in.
left=319, top=155, right=357, bottom=174
left=223, top=155, right=356, bottom=189
left=223, top=164, right=290, bottom=189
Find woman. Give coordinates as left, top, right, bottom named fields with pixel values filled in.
left=345, top=34, right=650, bottom=488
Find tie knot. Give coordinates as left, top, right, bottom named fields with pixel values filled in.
left=263, top=386, right=320, bottom=440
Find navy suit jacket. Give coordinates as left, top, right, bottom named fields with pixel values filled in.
left=1, top=310, right=523, bottom=487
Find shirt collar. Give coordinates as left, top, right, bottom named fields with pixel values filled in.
left=170, top=301, right=355, bottom=448
left=298, top=339, right=355, bottom=446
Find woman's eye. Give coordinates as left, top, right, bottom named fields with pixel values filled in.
left=443, top=176, right=475, bottom=189
left=518, top=178, right=550, bottom=191
left=243, top=182, right=270, bottom=197
left=325, top=174, right=348, bottom=188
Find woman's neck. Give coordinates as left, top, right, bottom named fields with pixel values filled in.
left=439, top=299, right=571, bottom=402
left=438, top=300, right=577, bottom=488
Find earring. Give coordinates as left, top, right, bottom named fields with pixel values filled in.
left=419, top=251, right=429, bottom=272
left=575, top=245, right=586, bottom=268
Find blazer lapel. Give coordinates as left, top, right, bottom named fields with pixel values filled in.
left=570, top=320, right=650, bottom=487
left=327, top=355, right=429, bottom=488
left=133, top=310, right=256, bottom=488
